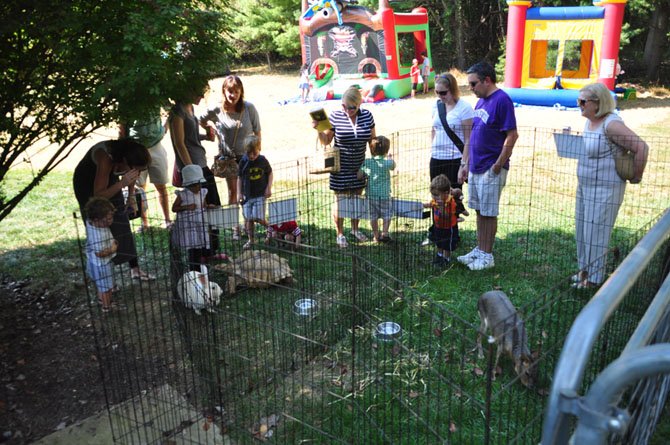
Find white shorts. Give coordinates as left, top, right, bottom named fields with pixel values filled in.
left=137, top=140, right=169, bottom=186
left=467, top=167, right=507, bottom=217
left=242, top=197, right=266, bottom=221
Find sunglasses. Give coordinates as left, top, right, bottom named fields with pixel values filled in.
left=468, top=80, right=480, bottom=88
left=577, top=98, right=598, bottom=106
left=343, top=104, right=358, bottom=110
left=435, top=90, right=449, bottom=96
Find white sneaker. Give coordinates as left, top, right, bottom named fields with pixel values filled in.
left=468, top=253, right=495, bottom=271
left=336, top=234, right=348, bottom=248
left=457, top=247, right=480, bottom=265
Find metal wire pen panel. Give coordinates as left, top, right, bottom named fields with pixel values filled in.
left=77, top=127, right=670, bottom=444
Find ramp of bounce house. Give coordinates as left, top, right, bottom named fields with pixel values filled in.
left=502, top=0, right=626, bottom=108
left=300, top=0, right=433, bottom=100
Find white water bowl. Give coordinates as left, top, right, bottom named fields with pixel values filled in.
left=294, top=298, right=317, bottom=316
left=375, top=322, right=401, bottom=342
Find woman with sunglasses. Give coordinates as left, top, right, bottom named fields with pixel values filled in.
left=430, top=73, right=473, bottom=183
left=199, top=75, right=261, bottom=239
left=572, top=82, right=648, bottom=289
left=314, top=86, right=376, bottom=248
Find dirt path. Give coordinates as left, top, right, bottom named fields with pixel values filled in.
left=18, top=73, right=670, bottom=174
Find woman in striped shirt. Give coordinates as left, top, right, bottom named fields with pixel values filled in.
left=314, top=87, right=376, bottom=248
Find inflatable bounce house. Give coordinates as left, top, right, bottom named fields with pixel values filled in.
left=503, top=0, right=626, bottom=107
left=299, top=0, right=432, bottom=101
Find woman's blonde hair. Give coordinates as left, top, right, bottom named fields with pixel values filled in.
left=435, top=73, right=460, bottom=100
left=580, top=83, right=616, bottom=118
left=341, top=86, right=362, bottom=107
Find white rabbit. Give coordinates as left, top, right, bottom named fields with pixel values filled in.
left=177, top=266, right=222, bottom=315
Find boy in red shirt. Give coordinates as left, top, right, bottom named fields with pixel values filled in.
left=266, top=220, right=302, bottom=248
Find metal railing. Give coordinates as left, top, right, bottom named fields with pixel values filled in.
left=541, top=209, right=670, bottom=444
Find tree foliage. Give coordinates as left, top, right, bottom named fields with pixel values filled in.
left=0, top=0, right=233, bottom=222
left=229, top=0, right=301, bottom=66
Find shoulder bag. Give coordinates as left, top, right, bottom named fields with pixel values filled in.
left=612, top=142, right=635, bottom=181
left=211, top=105, right=243, bottom=179
left=437, top=100, right=465, bottom=153
left=606, top=116, right=636, bottom=182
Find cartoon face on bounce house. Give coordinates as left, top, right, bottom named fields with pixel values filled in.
left=503, top=0, right=627, bottom=107
left=299, top=0, right=432, bottom=101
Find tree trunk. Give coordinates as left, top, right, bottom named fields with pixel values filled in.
left=643, top=3, right=669, bottom=81
left=452, top=0, right=466, bottom=69
left=266, top=52, right=273, bottom=72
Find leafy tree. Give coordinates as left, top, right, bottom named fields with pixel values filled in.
left=0, top=0, right=233, bottom=222
left=624, top=0, right=670, bottom=81
left=230, top=0, right=301, bottom=67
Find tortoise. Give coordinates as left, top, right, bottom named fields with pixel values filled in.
left=214, top=249, right=293, bottom=294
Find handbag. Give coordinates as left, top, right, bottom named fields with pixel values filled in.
left=211, top=105, right=242, bottom=178
left=613, top=144, right=635, bottom=181
left=437, top=100, right=465, bottom=153
left=310, top=145, right=340, bottom=174
left=172, top=163, right=182, bottom=187
left=211, top=157, right=239, bottom=179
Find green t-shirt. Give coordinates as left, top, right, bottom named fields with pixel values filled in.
left=360, top=156, right=396, bottom=198
left=128, top=115, right=165, bottom=148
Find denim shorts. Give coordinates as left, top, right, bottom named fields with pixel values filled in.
left=242, top=196, right=266, bottom=221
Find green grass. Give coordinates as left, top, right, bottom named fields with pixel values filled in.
left=0, top=170, right=84, bottom=294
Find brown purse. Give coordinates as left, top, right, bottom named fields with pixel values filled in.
left=211, top=106, right=242, bottom=179
left=211, top=157, right=239, bottom=179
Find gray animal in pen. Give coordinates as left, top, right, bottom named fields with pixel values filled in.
left=477, top=290, right=535, bottom=388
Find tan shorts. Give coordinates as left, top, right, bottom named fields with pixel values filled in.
left=137, top=140, right=169, bottom=186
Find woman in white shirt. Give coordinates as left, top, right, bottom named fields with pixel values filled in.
left=430, top=73, right=474, bottom=185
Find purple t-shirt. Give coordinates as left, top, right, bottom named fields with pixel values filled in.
left=469, top=89, right=517, bottom=174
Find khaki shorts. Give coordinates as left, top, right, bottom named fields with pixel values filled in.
left=137, top=140, right=169, bottom=186
left=467, top=167, right=507, bottom=217
left=369, top=197, right=392, bottom=220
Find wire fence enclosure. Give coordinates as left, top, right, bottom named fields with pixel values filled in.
left=77, top=126, right=670, bottom=444
left=540, top=211, right=670, bottom=445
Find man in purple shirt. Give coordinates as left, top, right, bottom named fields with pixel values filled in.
left=457, top=61, right=518, bottom=271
